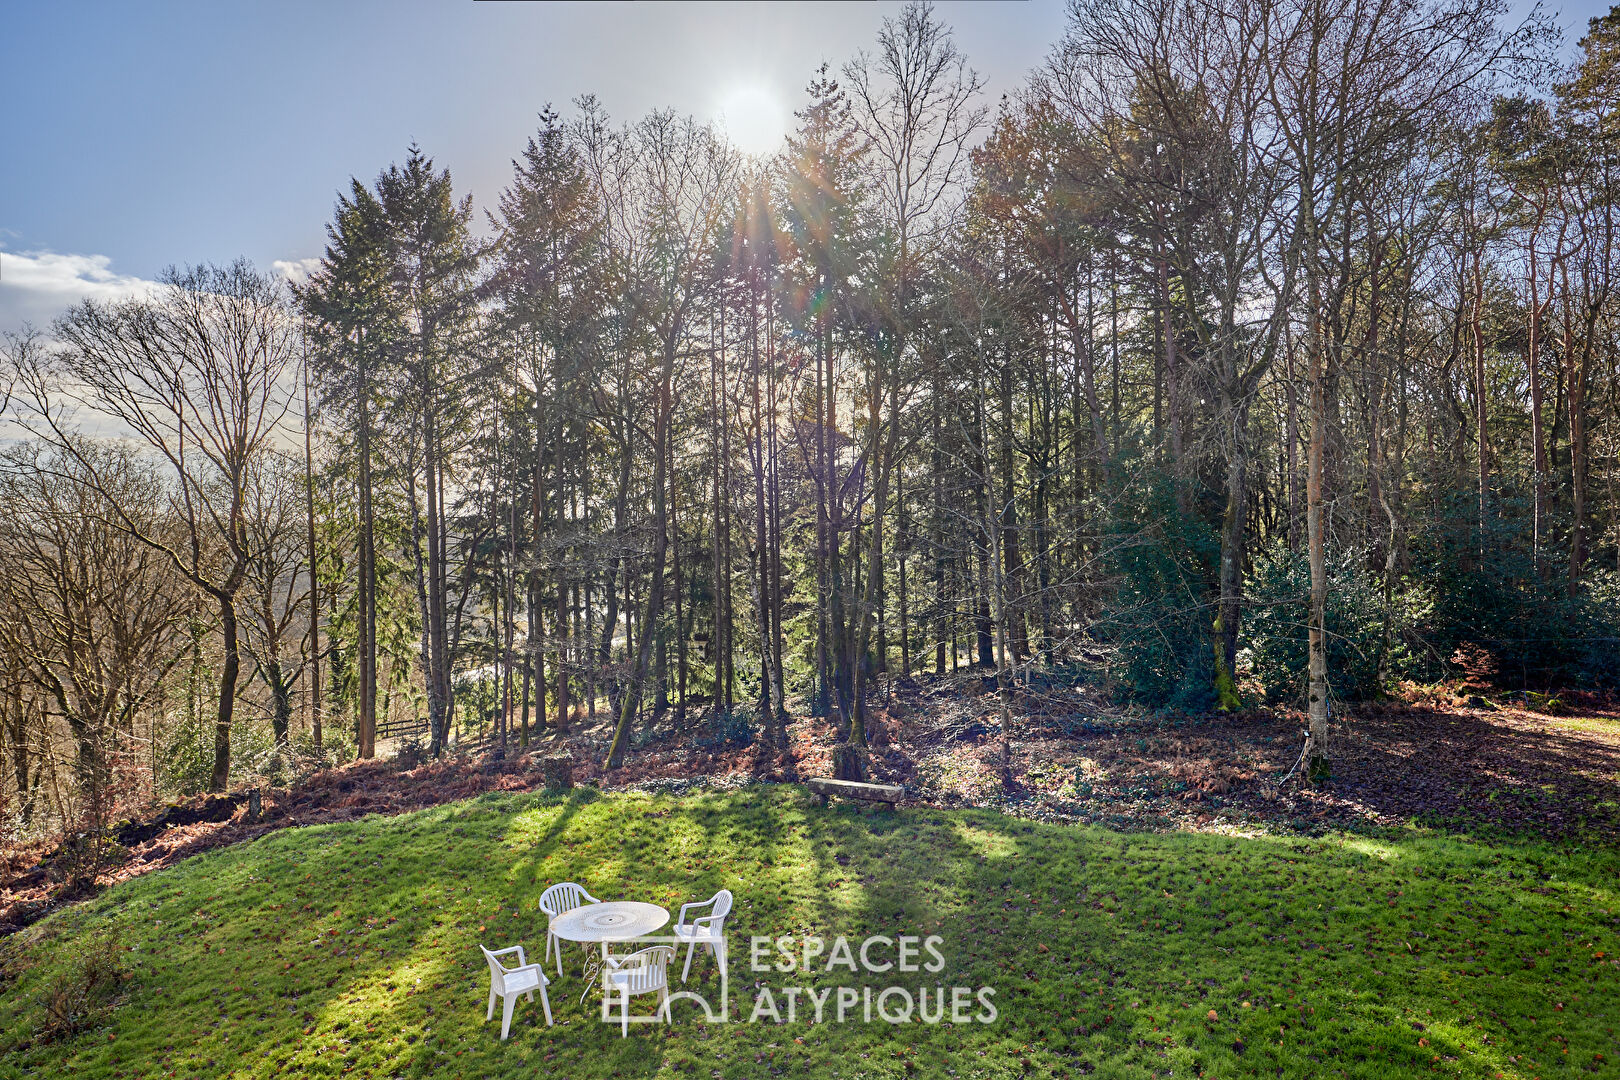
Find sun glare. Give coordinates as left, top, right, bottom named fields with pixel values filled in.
left=716, top=83, right=787, bottom=157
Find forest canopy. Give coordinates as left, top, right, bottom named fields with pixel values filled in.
left=2, top=0, right=1618, bottom=845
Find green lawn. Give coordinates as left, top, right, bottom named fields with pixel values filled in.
left=2, top=786, right=1617, bottom=1079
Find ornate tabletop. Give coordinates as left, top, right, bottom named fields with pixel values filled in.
left=550, top=901, right=670, bottom=944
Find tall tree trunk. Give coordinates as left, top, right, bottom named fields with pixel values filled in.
left=505, top=420, right=521, bottom=750
left=1568, top=323, right=1594, bottom=595
left=1525, top=212, right=1551, bottom=577
left=605, top=341, right=675, bottom=770
left=1034, top=467, right=1053, bottom=661
left=897, top=496, right=910, bottom=678
left=810, top=311, right=831, bottom=716
left=209, top=591, right=240, bottom=791
left=1156, top=233, right=1184, bottom=486
left=1305, top=251, right=1331, bottom=779
left=303, top=354, right=323, bottom=756
left=985, top=446, right=1014, bottom=792
left=767, top=301, right=787, bottom=731
left=1285, top=331, right=1301, bottom=551
left=424, top=408, right=450, bottom=755
left=973, top=396, right=994, bottom=669
left=1070, top=281, right=1110, bottom=469
left=407, top=465, right=434, bottom=743
left=932, top=377, right=948, bottom=676
left=1471, top=246, right=1490, bottom=547
left=850, top=378, right=903, bottom=748
left=1212, top=391, right=1248, bottom=713
left=748, top=284, right=778, bottom=731
left=827, top=329, right=850, bottom=736
left=555, top=417, right=572, bottom=733
left=356, top=376, right=378, bottom=761
left=711, top=311, right=734, bottom=717
left=998, top=362, right=1028, bottom=661
left=597, top=429, right=632, bottom=672
left=1362, top=207, right=1386, bottom=561
left=265, top=591, right=293, bottom=754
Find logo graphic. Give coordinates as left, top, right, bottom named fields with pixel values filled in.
left=593, top=934, right=732, bottom=1028
left=594, top=931, right=998, bottom=1028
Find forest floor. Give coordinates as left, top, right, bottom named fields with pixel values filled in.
left=582, top=672, right=1620, bottom=846
left=4, top=671, right=1618, bottom=936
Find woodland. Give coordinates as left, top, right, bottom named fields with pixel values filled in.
left=1, top=2, right=1620, bottom=1077
left=0, top=0, right=1617, bottom=1014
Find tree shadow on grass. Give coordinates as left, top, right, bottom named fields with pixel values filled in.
left=10, top=785, right=1620, bottom=1080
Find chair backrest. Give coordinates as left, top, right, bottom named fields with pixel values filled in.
left=480, top=944, right=508, bottom=983
left=539, top=881, right=592, bottom=918
left=679, top=888, right=734, bottom=930
left=614, top=946, right=675, bottom=993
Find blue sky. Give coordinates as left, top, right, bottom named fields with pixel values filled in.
left=0, top=0, right=1607, bottom=332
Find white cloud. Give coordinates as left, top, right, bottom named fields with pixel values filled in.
left=271, top=257, right=320, bottom=286
left=0, top=248, right=157, bottom=334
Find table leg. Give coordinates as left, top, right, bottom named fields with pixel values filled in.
left=581, top=942, right=614, bottom=1006
left=580, top=955, right=600, bottom=1006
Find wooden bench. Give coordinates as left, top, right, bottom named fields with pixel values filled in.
left=806, top=777, right=904, bottom=808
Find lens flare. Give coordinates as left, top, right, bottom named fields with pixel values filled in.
left=716, top=83, right=787, bottom=157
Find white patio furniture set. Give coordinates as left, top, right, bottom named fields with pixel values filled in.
left=478, top=881, right=732, bottom=1039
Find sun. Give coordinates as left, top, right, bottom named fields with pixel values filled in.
left=715, top=82, right=788, bottom=157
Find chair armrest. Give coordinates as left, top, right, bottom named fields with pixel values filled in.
left=579, top=888, right=602, bottom=905
left=675, top=900, right=712, bottom=926
left=489, top=945, right=527, bottom=966
left=690, top=913, right=724, bottom=930
left=604, top=951, right=651, bottom=971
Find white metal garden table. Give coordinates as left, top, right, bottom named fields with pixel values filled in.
left=549, top=901, right=670, bottom=1003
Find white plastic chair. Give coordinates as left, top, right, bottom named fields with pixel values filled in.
left=537, top=881, right=601, bottom=976
left=480, top=943, right=553, bottom=1039
left=600, top=945, right=675, bottom=1036
left=673, top=888, right=732, bottom=983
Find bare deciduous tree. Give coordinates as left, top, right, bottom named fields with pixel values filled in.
left=18, top=261, right=297, bottom=791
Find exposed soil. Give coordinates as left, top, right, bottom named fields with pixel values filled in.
left=4, top=672, right=1617, bottom=937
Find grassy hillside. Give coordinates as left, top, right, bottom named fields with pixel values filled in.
left=1, top=785, right=1616, bottom=1079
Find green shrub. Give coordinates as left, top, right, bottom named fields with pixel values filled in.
left=161, top=708, right=216, bottom=798
left=1244, top=540, right=1423, bottom=703
left=692, top=706, right=754, bottom=749
left=1090, top=471, right=1219, bottom=711
left=1412, top=502, right=1620, bottom=688
left=292, top=722, right=356, bottom=769
left=1575, top=571, right=1620, bottom=686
